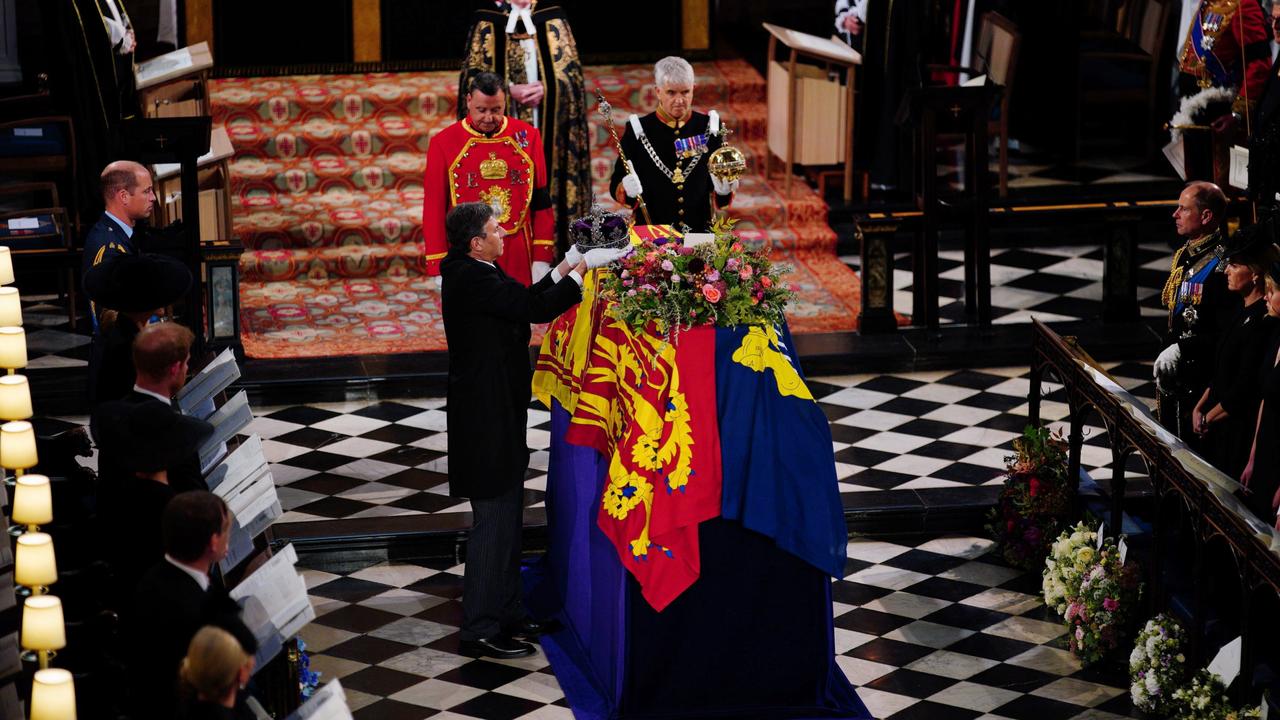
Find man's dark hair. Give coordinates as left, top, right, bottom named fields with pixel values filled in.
left=100, top=164, right=142, bottom=203
left=133, top=321, right=195, bottom=380
left=163, top=491, right=228, bottom=563
left=446, top=202, right=494, bottom=254
left=468, top=71, right=506, bottom=97
left=1186, top=180, right=1227, bottom=223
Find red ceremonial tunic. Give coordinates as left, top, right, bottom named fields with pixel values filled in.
left=423, top=116, right=555, bottom=286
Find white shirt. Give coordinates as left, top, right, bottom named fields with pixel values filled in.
left=165, top=554, right=210, bottom=591
left=133, top=384, right=172, bottom=405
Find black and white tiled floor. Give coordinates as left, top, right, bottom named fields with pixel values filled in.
left=838, top=243, right=1174, bottom=327
left=296, top=533, right=1139, bottom=720
left=256, top=361, right=1156, bottom=527
left=17, top=292, right=91, bottom=370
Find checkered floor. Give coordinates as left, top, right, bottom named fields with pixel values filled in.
left=838, top=242, right=1174, bottom=326
left=296, top=532, right=1139, bottom=720
left=18, top=293, right=91, bottom=370
left=253, top=361, right=1156, bottom=527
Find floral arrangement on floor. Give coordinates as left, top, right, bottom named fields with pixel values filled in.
left=1043, top=521, right=1098, bottom=618
left=1170, top=669, right=1260, bottom=720
left=985, top=425, right=1074, bottom=570
left=1064, top=536, right=1142, bottom=666
left=599, top=216, right=793, bottom=336
left=297, top=637, right=321, bottom=699
left=1129, top=614, right=1188, bottom=714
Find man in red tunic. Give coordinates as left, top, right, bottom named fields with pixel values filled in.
left=424, top=71, right=555, bottom=286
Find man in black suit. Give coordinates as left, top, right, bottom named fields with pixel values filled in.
left=125, top=490, right=256, bottom=720
left=83, top=252, right=191, bottom=404
left=92, top=320, right=213, bottom=600
left=441, top=202, right=623, bottom=658
left=82, top=161, right=156, bottom=320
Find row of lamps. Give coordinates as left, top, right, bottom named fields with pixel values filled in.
left=0, top=247, right=76, bottom=719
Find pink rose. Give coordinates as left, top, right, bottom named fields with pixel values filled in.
left=760, top=276, right=773, bottom=288
left=627, top=289, right=637, bottom=296
left=1103, top=597, right=1119, bottom=612
left=620, top=270, right=630, bottom=278
left=741, top=265, right=754, bottom=278
left=706, top=269, right=721, bottom=282
left=671, top=273, right=682, bottom=283
left=661, top=259, right=675, bottom=272
left=701, top=283, right=722, bottom=303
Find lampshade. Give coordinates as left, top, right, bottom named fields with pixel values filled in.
left=21, top=595, right=65, bottom=651
left=0, top=327, right=26, bottom=370
left=0, top=247, right=13, bottom=286
left=0, top=287, right=20, bottom=326
left=1, top=420, right=37, bottom=470
left=14, top=532, right=57, bottom=588
left=30, top=668, right=76, bottom=720
left=12, top=474, right=51, bottom=526
left=0, top=375, right=32, bottom=420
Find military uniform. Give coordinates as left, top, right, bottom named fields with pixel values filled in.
left=609, top=108, right=732, bottom=233
left=1157, top=228, right=1241, bottom=431
left=1179, top=0, right=1271, bottom=117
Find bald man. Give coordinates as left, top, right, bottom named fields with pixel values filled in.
left=83, top=161, right=156, bottom=302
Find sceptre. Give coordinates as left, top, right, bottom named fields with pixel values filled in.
left=595, top=90, right=653, bottom=226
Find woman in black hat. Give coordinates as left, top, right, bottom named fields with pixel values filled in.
left=1241, top=261, right=1280, bottom=525
left=1191, top=225, right=1280, bottom=477
left=84, top=252, right=193, bottom=405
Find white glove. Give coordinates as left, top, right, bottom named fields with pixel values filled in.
left=1154, top=344, right=1180, bottom=383
left=621, top=172, right=644, bottom=199
left=531, top=261, right=551, bottom=283
left=584, top=246, right=631, bottom=269
left=432, top=275, right=442, bottom=292
left=711, top=175, right=739, bottom=195
left=564, top=245, right=583, bottom=267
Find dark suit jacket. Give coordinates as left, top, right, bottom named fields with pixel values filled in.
left=126, top=560, right=257, bottom=720
left=87, top=314, right=141, bottom=405
left=441, top=251, right=581, bottom=499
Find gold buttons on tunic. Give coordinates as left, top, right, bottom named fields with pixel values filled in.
left=677, top=197, right=684, bottom=204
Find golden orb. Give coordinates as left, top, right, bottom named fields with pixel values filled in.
left=708, top=144, right=747, bottom=183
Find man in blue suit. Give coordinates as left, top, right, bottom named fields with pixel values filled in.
left=82, top=160, right=156, bottom=325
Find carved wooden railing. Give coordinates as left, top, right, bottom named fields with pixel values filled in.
left=1029, top=319, right=1280, bottom=701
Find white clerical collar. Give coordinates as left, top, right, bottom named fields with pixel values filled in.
left=165, top=555, right=210, bottom=591
left=133, top=384, right=172, bottom=405
left=505, top=4, right=535, bottom=34
left=105, top=211, right=134, bottom=238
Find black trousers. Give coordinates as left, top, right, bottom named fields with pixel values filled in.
left=461, top=481, right=526, bottom=641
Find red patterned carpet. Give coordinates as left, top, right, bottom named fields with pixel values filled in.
left=211, top=60, right=861, bottom=359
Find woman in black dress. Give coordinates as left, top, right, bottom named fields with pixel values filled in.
left=178, top=626, right=255, bottom=720
left=1192, top=228, right=1279, bottom=477
left=1241, top=261, right=1280, bottom=524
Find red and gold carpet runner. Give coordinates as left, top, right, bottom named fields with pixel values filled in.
left=211, top=60, right=862, bottom=359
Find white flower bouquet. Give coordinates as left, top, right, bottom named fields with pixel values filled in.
left=1129, top=614, right=1187, bottom=714
left=1170, top=669, right=1259, bottom=720
left=1042, top=521, right=1097, bottom=617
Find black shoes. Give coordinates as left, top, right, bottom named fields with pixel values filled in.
left=459, top=635, right=536, bottom=659
left=508, top=617, right=562, bottom=640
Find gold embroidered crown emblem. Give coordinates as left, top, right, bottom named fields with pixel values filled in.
left=480, top=152, right=508, bottom=180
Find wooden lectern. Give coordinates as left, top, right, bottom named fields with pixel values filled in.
left=761, top=23, right=860, bottom=202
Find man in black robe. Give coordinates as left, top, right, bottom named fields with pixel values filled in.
left=459, top=0, right=591, bottom=254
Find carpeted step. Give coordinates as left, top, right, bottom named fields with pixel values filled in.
left=239, top=242, right=426, bottom=283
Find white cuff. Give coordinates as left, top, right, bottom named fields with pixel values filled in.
left=549, top=266, right=563, bottom=283
left=568, top=270, right=584, bottom=287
